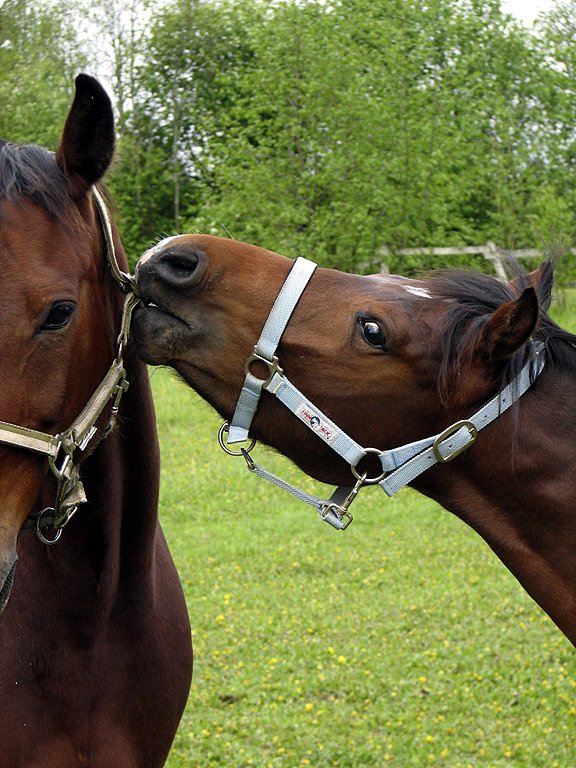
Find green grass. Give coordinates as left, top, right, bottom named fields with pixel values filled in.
left=153, top=291, right=576, bottom=768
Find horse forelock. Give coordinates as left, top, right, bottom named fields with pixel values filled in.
left=424, top=257, right=576, bottom=404
left=0, top=142, right=72, bottom=222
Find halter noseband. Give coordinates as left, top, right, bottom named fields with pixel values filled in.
left=6, top=188, right=139, bottom=544
left=219, top=257, right=547, bottom=530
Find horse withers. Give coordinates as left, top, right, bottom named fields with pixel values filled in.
left=133, top=234, right=576, bottom=647
left=0, top=77, right=192, bottom=766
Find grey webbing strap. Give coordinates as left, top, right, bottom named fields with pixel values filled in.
left=0, top=423, right=60, bottom=458
left=265, top=373, right=366, bottom=465
left=254, top=257, right=317, bottom=360
left=245, top=457, right=352, bottom=530
left=379, top=343, right=546, bottom=496
left=228, top=257, right=317, bottom=443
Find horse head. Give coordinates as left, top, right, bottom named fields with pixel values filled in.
left=0, top=75, right=121, bottom=611
left=133, top=235, right=539, bottom=487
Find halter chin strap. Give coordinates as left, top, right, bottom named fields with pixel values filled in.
left=220, top=257, right=547, bottom=531
left=8, top=188, right=140, bottom=544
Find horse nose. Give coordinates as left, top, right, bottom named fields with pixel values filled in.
left=138, top=241, right=202, bottom=291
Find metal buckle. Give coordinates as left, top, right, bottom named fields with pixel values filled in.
left=48, top=440, right=73, bottom=482
left=319, top=472, right=368, bottom=530
left=112, top=372, right=129, bottom=414
left=244, top=349, right=283, bottom=387
left=77, top=425, right=97, bottom=452
left=432, top=420, right=478, bottom=463
left=320, top=504, right=354, bottom=530
left=52, top=505, right=79, bottom=531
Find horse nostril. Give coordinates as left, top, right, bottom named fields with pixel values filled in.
left=157, top=250, right=200, bottom=287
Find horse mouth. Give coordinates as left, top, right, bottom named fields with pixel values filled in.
left=137, top=299, right=190, bottom=326
left=0, top=560, right=17, bottom=614
left=132, top=303, right=193, bottom=365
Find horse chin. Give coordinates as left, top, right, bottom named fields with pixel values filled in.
left=132, top=305, right=194, bottom=365
left=0, top=559, right=17, bottom=615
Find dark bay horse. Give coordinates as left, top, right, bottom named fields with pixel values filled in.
left=133, top=234, right=576, bottom=648
left=0, top=76, right=192, bottom=766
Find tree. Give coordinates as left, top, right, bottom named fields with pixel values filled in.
left=0, top=0, right=85, bottom=147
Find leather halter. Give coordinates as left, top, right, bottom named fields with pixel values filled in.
left=10, top=188, right=139, bottom=544
left=219, top=257, right=547, bottom=530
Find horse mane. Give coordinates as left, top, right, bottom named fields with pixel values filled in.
left=0, top=141, right=73, bottom=221
left=424, top=256, right=576, bottom=404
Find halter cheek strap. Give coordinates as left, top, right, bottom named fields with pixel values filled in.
left=219, top=257, right=547, bottom=531
left=228, top=257, right=317, bottom=444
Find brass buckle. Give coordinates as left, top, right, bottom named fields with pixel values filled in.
left=432, top=420, right=478, bottom=463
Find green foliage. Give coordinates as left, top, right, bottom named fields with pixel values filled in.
left=3, top=0, right=576, bottom=278
left=0, top=0, right=84, bottom=148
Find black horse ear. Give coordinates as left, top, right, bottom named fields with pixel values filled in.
left=476, top=287, right=539, bottom=363
left=55, top=74, right=115, bottom=198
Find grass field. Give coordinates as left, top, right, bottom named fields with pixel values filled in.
left=154, top=289, right=576, bottom=768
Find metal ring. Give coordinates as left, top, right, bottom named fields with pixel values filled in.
left=351, top=448, right=387, bottom=485
left=35, top=507, right=62, bottom=546
left=217, top=422, right=257, bottom=457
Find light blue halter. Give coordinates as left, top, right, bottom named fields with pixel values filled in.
left=219, top=258, right=546, bottom=530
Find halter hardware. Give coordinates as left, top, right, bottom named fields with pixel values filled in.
left=6, top=188, right=140, bottom=544
left=217, top=421, right=256, bottom=457
left=350, top=448, right=387, bottom=484
left=244, top=350, right=283, bottom=386
left=432, top=420, right=478, bottom=463
left=219, top=256, right=547, bottom=531
left=35, top=508, right=62, bottom=546
left=318, top=472, right=367, bottom=530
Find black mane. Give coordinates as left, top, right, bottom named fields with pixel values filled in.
left=425, top=257, right=576, bottom=402
left=0, top=141, right=71, bottom=219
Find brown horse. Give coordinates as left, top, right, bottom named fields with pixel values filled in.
left=133, top=234, right=576, bottom=648
left=0, top=76, right=192, bottom=766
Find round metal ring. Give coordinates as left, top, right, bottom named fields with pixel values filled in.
left=218, top=422, right=257, bottom=457
left=351, top=448, right=387, bottom=485
left=35, top=507, right=62, bottom=546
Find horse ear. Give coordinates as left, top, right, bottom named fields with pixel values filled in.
left=55, top=74, right=115, bottom=198
left=522, top=263, right=547, bottom=289
left=476, top=287, right=539, bottom=363
left=509, top=262, right=546, bottom=291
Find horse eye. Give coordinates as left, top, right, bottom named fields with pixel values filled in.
left=40, top=302, right=76, bottom=332
left=360, top=319, right=386, bottom=350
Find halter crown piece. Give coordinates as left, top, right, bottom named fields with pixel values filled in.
left=7, top=188, right=140, bottom=545
left=219, top=257, right=547, bottom=530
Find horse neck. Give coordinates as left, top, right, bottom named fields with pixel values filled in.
left=82, top=345, right=161, bottom=565
left=416, top=367, right=576, bottom=645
